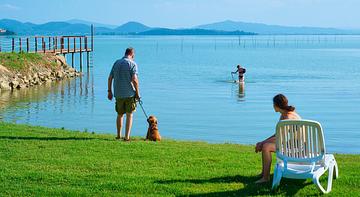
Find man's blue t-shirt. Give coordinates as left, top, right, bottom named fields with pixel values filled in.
left=109, top=57, right=138, bottom=98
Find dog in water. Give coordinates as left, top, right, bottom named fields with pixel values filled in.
left=146, top=115, right=161, bottom=141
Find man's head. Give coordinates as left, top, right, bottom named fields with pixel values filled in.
left=237, top=65, right=241, bottom=68
left=125, top=47, right=135, bottom=59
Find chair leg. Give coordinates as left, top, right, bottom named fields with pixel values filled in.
left=272, top=164, right=282, bottom=190
left=327, top=164, right=334, bottom=193
left=313, top=165, right=334, bottom=194
left=313, top=175, right=327, bottom=194
left=333, top=160, right=339, bottom=179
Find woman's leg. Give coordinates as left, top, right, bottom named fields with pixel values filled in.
left=256, top=142, right=276, bottom=183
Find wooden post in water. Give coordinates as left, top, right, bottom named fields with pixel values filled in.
left=54, top=37, right=56, bottom=50
left=85, top=37, right=89, bottom=68
left=26, top=38, right=29, bottom=53
left=35, top=37, right=38, bottom=53
left=79, top=37, right=83, bottom=70
left=87, top=51, right=90, bottom=68
left=68, top=37, right=70, bottom=53
left=42, top=37, right=45, bottom=53
left=12, top=38, right=14, bottom=52
left=19, top=38, right=22, bottom=52
left=53, top=37, right=56, bottom=53
left=73, top=37, right=76, bottom=52
left=60, top=37, right=64, bottom=53
left=48, top=37, right=51, bottom=50
left=91, top=24, right=94, bottom=51
left=85, top=37, right=88, bottom=51
left=73, top=37, right=76, bottom=68
left=72, top=53, right=74, bottom=68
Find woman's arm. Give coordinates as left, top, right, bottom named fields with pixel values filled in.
left=263, top=134, right=276, bottom=143
left=255, top=134, right=276, bottom=152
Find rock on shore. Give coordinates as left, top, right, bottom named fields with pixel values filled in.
left=0, top=54, right=81, bottom=92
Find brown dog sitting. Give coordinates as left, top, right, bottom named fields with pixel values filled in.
left=146, top=115, right=161, bottom=141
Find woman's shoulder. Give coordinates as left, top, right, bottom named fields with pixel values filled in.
left=281, top=111, right=301, bottom=120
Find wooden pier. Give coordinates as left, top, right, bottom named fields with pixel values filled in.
left=0, top=25, right=94, bottom=70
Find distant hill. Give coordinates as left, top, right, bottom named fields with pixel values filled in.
left=0, top=19, right=34, bottom=34
left=115, top=22, right=151, bottom=34
left=34, top=22, right=90, bottom=35
left=66, top=19, right=117, bottom=29
left=137, top=28, right=256, bottom=35
left=196, top=20, right=359, bottom=35
left=0, top=19, right=92, bottom=35
left=1, top=18, right=359, bottom=35
left=0, top=19, right=152, bottom=35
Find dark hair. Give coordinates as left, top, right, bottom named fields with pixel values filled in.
left=125, top=47, right=134, bottom=56
left=273, top=94, right=295, bottom=111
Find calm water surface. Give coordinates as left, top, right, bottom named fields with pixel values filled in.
left=1, top=35, right=359, bottom=153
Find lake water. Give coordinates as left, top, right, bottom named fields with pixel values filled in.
left=1, top=35, right=359, bottom=154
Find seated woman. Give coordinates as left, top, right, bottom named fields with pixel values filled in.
left=255, top=94, right=301, bottom=183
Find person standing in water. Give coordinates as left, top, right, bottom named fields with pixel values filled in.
left=232, top=65, right=246, bottom=82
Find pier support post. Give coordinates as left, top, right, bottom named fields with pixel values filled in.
left=60, top=37, right=64, bottom=53
left=19, top=38, right=22, bottom=52
left=80, top=37, right=83, bottom=70
left=27, top=38, right=29, bottom=53
left=73, top=37, right=76, bottom=52
left=87, top=52, right=90, bottom=68
left=53, top=37, right=56, bottom=53
left=68, top=37, right=70, bottom=53
left=12, top=38, right=14, bottom=52
left=35, top=37, right=38, bottom=53
left=91, top=24, right=94, bottom=51
left=72, top=53, right=74, bottom=68
left=42, top=37, right=45, bottom=53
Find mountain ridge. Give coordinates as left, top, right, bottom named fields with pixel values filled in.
left=1, top=18, right=359, bottom=35
left=196, top=20, right=359, bottom=35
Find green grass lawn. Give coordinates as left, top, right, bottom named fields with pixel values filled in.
left=0, top=122, right=359, bottom=196
left=0, top=52, right=56, bottom=71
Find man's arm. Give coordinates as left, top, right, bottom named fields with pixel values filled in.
left=132, top=74, right=140, bottom=100
left=107, top=75, right=113, bottom=100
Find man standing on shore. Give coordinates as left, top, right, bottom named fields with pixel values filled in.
left=107, top=47, right=140, bottom=141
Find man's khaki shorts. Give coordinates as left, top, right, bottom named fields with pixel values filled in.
left=115, top=97, right=137, bottom=114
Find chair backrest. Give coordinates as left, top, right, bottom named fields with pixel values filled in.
left=276, top=120, right=326, bottom=162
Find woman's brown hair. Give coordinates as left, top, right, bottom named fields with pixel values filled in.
left=273, top=94, right=295, bottom=111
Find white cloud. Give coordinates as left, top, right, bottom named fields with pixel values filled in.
left=1, top=3, right=21, bottom=10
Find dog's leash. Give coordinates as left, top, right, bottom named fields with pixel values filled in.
left=137, top=99, right=149, bottom=120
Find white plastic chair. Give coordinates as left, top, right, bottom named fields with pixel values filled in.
left=272, top=120, right=338, bottom=194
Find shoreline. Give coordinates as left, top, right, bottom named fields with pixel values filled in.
left=0, top=52, right=81, bottom=92
left=0, top=121, right=358, bottom=155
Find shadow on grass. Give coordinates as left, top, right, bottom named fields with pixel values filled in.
left=0, top=136, right=149, bottom=141
left=156, top=175, right=314, bottom=196
left=0, top=136, right=104, bottom=141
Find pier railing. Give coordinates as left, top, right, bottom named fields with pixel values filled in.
left=0, top=36, right=92, bottom=54
left=0, top=25, right=94, bottom=70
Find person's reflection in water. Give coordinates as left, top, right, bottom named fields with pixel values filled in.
left=237, top=82, right=245, bottom=101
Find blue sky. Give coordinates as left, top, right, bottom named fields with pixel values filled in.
left=0, top=0, right=359, bottom=29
